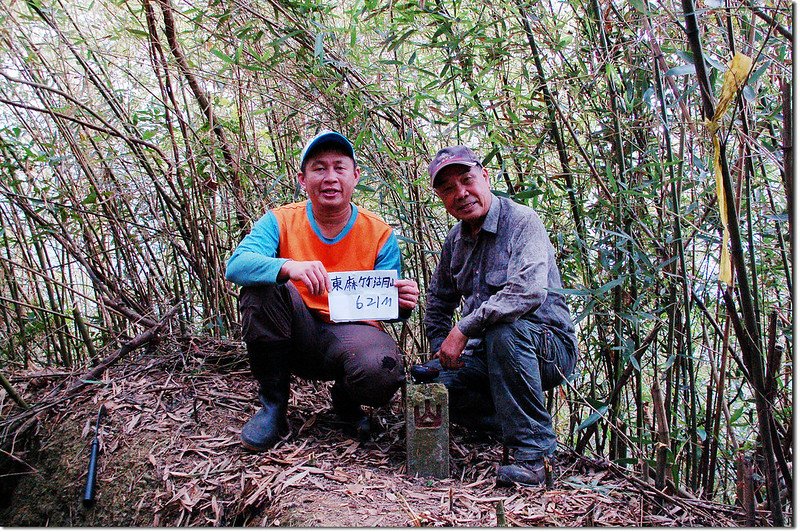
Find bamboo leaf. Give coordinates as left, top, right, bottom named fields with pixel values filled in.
left=595, top=276, right=624, bottom=294
left=126, top=28, right=149, bottom=38
left=577, top=405, right=608, bottom=432
left=665, top=63, right=696, bottom=77
left=314, top=33, right=325, bottom=63
left=630, top=0, right=649, bottom=14
left=211, top=48, right=234, bottom=64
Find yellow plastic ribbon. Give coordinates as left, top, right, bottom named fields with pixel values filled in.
left=706, top=52, right=752, bottom=285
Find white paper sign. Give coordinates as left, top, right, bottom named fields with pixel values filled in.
left=328, top=270, right=399, bottom=322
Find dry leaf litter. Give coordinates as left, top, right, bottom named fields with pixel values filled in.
left=0, top=336, right=757, bottom=526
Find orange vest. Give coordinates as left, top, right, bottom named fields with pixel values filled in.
left=274, top=201, right=395, bottom=322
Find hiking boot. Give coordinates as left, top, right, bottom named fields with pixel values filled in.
left=331, top=382, right=371, bottom=442
left=496, top=458, right=548, bottom=487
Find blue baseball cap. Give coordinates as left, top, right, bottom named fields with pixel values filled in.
left=299, top=130, right=356, bottom=170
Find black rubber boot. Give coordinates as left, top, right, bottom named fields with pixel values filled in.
left=241, top=342, right=290, bottom=452
left=331, top=382, right=371, bottom=442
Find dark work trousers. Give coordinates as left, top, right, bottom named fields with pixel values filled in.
left=428, top=319, right=577, bottom=461
left=238, top=283, right=404, bottom=407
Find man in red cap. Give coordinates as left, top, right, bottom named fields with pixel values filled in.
left=422, top=145, right=578, bottom=487
left=226, top=130, right=420, bottom=451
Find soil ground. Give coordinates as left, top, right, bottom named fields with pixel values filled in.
left=0, top=336, right=752, bottom=526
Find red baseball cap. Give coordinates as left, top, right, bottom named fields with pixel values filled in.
left=428, top=145, right=482, bottom=187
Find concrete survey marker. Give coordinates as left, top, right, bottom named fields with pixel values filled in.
left=406, top=383, right=449, bottom=479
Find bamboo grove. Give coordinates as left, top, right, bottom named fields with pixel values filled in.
left=0, top=0, right=792, bottom=524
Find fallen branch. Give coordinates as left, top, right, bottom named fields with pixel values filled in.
left=102, top=296, right=160, bottom=329
left=568, top=451, right=751, bottom=525
left=0, top=304, right=180, bottom=443
left=0, top=370, right=30, bottom=410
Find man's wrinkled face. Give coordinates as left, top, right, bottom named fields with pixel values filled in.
left=298, top=149, right=360, bottom=212
left=433, top=164, right=492, bottom=228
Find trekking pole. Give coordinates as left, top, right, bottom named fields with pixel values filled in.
left=82, top=404, right=106, bottom=508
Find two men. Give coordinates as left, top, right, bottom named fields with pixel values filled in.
left=225, top=131, right=419, bottom=450
left=226, top=132, right=577, bottom=488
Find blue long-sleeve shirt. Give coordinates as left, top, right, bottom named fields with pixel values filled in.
left=226, top=200, right=403, bottom=322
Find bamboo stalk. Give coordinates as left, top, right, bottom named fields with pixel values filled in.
left=780, top=77, right=793, bottom=244
left=698, top=343, right=714, bottom=494
left=721, top=289, right=783, bottom=525
left=681, top=0, right=781, bottom=519
left=0, top=208, right=30, bottom=366
left=653, top=35, right=699, bottom=491
left=736, top=452, right=756, bottom=526
left=515, top=1, right=593, bottom=287
left=761, top=167, right=793, bottom=299
left=72, top=303, right=99, bottom=365
left=706, top=313, right=731, bottom=498
left=155, top=0, right=248, bottom=239
left=651, top=373, right=670, bottom=492
left=32, top=238, right=70, bottom=366
left=764, top=312, right=793, bottom=505
left=743, top=0, right=793, bottom=41
left=0, top=371, right=29, bottom=410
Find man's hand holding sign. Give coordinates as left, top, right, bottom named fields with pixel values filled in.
left=329, top=270, right=398, bottom=321
left=327, top=270, right=420, bottom=322
left=280, top=262, right=419, bottom=320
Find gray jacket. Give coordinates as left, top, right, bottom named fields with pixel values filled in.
left=425, top=195, right=577, bottom=353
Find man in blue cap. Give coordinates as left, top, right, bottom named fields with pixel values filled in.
left=226, top=131, right=420, bottom=451
left=423, top=145, right=578, bottom=487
